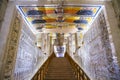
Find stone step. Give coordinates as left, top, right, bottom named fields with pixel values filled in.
left=47, top=67, right=73, bottom=69
left=45, top=74, right=75, bottom=77
left=44, top=57, right=76, bottom=80
left=46, top=72, right=74, bottom=74
left=44, top=76, right=77, bottom=79
left=46, top=73, right=74, bottom=75
left=44, top=76, right=76, bottom=79
left=46, top=69, right=74, bottom=72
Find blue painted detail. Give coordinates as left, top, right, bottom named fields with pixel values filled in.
left=27, top=10, right=43, bottom=15
left=32, top=19, right=46, bottom=24
left=77, top=27, right=83, bottom=30
left=74, top=20, right=88, bottom=24
left=76, top=10, right=93, bottom=15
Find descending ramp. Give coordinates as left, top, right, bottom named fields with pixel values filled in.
left=32, top=53, right=90, bottom=80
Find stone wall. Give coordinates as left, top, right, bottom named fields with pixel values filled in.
left=0, top=12, right=22, bottom=80
left=104, top=1, right=120, bottom=67
left=14, top=23, right=46, bottom=80
left=0, top=2, right=50, bottom=79
left=111, top=0, right=120, bottom=66
left=112, top=0, right=120, bottom=28
left=73, top=11, right=120, bottom=80
left=0, top=0, right=8, bottom=31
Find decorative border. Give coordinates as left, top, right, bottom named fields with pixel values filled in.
left=3, top=12, right=21, bottom=80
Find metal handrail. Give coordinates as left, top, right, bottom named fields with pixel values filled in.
left=31, top=53, right=55, bottom=80
left=65, top=53, right=90, bottom=80
left=32, top=53, right=90, bottom=80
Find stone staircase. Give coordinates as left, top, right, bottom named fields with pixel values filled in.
left=44, top=57, right=77, bottom=80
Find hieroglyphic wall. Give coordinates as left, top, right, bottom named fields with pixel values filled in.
left=74, top=11, right=120, bottom=80
left=2, top=13, right=22, bottom=80
left=1, top=11, right=48, bottom=79
left=68, top=34, right=75, bottom=56
left=14, top=22, right=45, bottom=80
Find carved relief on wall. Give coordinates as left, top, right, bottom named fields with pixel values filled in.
left=3, top=13, right=21, bottom=80
left=14, top=21, right=43, bottom=80
left=76, top=10, right=120, bottom=80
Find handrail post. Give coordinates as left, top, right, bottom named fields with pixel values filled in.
left=31, top=53, right=54, bottom=80
left=65, top=53, right=90, bottom=80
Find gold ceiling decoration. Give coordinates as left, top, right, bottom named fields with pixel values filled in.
left=17, top=1, right=103, bottom=34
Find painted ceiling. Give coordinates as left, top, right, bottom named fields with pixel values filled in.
left=17, top=4, right=103, bottom=34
